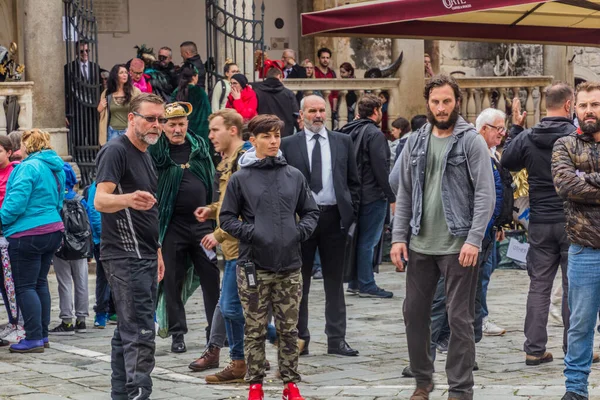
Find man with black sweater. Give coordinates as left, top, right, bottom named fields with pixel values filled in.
left=340, top=94, right=396, bottom=299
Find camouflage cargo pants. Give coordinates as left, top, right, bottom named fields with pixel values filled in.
left=237, top=266, right=302, bottom=384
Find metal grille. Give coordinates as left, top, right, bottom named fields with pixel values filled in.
left=206, top=0, right=265, bottom=92
left=63, top=0, right=101, bottom=187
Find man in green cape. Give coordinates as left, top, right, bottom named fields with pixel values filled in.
left=149, top=102, right=219, bottom=353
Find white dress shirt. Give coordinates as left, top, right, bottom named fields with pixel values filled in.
left=80, top=61, right=89, bottom=80
left=305, top=127, right=336, bottom=206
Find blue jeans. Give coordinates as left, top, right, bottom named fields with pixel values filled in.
left=8, top=231, right=63, bottom=340
left=350, top=199, right=387, bottom=292
left=312, top=250, right=322, bottom=274
left=564, top=244, right=600, bottom=397
left=220, top=259, right=245, bottom=360
left=108, top=126, right=126, bottom=142
left=480, top=239, right=497, bottom=319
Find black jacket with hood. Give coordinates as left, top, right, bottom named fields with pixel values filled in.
left=502, top=116, right=576, bottom=224
left=253, top=78, right=299, bottom=137
left=339, top=118, right=396, bottom=205
left=219, top=148, right=319, bottom=272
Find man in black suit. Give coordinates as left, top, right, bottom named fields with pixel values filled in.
left=64, top=40, right=100, bottom=156
left=281, top=49, right=307, bottom=79
left=280, top=95, right=361, bottom=357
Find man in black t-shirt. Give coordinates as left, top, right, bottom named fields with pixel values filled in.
left=148, top=102, right=219, bottom=354
left=94, top=93, right=166, bottom=400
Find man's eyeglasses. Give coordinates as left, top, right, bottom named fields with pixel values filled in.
left=486, top=124, right=506, bottom=134
left=80, top=49, right=89, bottom=54
left=133, top=112, right=168, bottom=124
left=158, top=55, right=168, bottom=61
left=130, top=70, right=144, bottom=76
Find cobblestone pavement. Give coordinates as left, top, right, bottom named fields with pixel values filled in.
left=0, top=264, right=599, bottom=399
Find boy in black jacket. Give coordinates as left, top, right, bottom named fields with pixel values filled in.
left=219, top=114, right=319, bottom=400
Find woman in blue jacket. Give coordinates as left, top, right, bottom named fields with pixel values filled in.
left=0, top=129, right=65, bottom=353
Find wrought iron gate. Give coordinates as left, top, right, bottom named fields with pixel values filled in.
left=206, top=0, right=265, bottom=92
left=63, top=0, right=101, bottom=187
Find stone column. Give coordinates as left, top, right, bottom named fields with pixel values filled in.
left=543, top=45, right=574, bottom=86
left=390, top=39, right=426, bottom=122
left=23, top=0, right=69, bottom=157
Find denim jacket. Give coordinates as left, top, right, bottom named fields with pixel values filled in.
left=392, top=117, right=495, bottom=249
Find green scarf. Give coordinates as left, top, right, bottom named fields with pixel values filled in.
left=149, top=130, right=215, bottom=243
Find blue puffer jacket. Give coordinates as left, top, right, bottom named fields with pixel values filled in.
left=1, top=150, right=66, bottom=237
left=487, top=157, right=503, bottom=236
left=85, top=181, right=102, bottom=245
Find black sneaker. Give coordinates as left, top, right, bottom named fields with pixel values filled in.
left=346, top=287, right=359, bottom=295
left=562, top=392, right=588, bottom=400
left=49, top=321, right=75, bottom=336
left=358, top=286, right=393, bottom=299
left=436, top=336, right=449, bottom=353
left=75, top=320, right=87, bottom=333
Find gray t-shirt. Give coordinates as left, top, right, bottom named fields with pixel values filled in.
left=410, top=134, right=465, bottom=255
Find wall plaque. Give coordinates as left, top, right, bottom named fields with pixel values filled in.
left=95, top=0, right=129, bottom=33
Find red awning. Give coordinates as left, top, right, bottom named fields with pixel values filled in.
left=301, top=0, right=600, bottom=47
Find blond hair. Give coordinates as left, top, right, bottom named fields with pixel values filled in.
left=21, top=129, right=52, bottom=154
left=209, top=109, right=244, bottom=137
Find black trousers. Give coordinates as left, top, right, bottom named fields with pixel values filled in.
left=162, top=216, right=220, bottom=338
left=105, top=257, right=157, bottom=400
left=297, top=205, right=347, bottom=346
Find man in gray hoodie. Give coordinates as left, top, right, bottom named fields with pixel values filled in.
left=390, top=75, right=494, bottom=400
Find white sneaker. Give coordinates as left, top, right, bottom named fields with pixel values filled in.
left=0, top=323, right=16, bottom=339
left=483, top=317, right=506, bottom=336
left=5, top=325, right=25, bottom=343
left=549, top=304, right=563, bottom=326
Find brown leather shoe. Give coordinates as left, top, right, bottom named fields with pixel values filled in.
left=525, top=351, right=553, bottom=366
left=594, top=352, right=600, bottom=364
left=188, top=345, right=220, bottom=372
left=205, top=359, right=246, bottom=384
left=410, top=383, right=434, bottom=400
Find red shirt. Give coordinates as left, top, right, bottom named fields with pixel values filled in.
left=314, top=67, right=338, bottom=106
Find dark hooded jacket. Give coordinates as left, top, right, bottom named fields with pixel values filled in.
left=339, top=118, right=396, bottom=205
left=253, top=78, right=299, bottom=137
left=502, top=117, right=576, bottom=224
left=219, top=149, right=319, bottom=272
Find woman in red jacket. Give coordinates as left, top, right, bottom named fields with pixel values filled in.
left=226, top=74, right=257, bottom=121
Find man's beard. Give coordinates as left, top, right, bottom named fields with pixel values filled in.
left=578, top=115, right=600, bottom=135
left=136, top=128, right=161, bottom=145
left=427, top=105, right=460, bottom=130
left=304, top=118, right=324, bottom=134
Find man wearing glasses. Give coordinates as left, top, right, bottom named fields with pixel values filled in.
left=502, top=83, right=576, bottom=367
left=130, top=58, right=153, bottom=93
left=64, top=40, right=100, bottom=131
left=94, top=93, right=167, bottom=400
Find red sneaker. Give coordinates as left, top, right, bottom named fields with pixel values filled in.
left=248, top=383, right=264, bottom=400
left=282, top=383, right=305, bottom=400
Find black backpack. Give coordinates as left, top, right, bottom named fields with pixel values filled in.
left=493, top=158, right=516, bottom=227
left=209, top=79, right=227, bottom=108
left=55, top=194, right=94, bottom=260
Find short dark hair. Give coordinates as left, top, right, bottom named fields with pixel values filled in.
left=575, top=81, right=600, bottom=102
left=159, top=46, right=172, bottom=54
left=76, top=40, right=88, bottom=49
left=545, top=82, right=574, bottom=109
left=357, top=94, right=382, bottom=119
left=266, top=67, right=282, bottom=79
left=129, top=93, right=165, bottom=114
left=248, top=114, right=285, bottom=137
left=423, top=74, right=462, bottom=103
left=379, top=90, right=390, bottom=103
left=180, top=41, right=198, bottom=55
left=410, top=114, right=428, bottom=132
left=0, top=135, right=13, bottom=154
left=391, top=117, right=410, bottom=134
left=317, top=47, right=332, bottom=58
